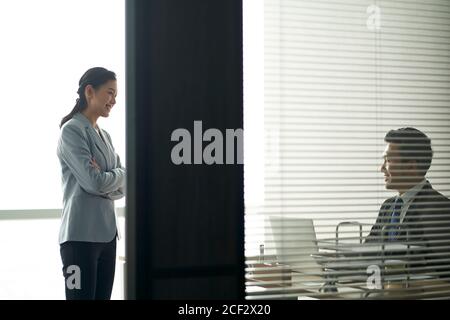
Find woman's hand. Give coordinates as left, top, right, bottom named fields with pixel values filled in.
left=90, top=158, right=101, bottom=171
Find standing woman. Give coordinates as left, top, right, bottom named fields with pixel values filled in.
left=57, top=67, right=125, bottom=300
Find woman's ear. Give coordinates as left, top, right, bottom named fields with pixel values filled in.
left=84, top=85, right=95, bottom=101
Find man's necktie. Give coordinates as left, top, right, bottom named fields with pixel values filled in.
left=388, top=197, right=403, bottom=241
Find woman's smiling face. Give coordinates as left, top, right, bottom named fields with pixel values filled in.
left=86, top=79, right=117, bottom=118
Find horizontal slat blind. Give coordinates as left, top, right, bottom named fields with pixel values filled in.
left=245, top=0, right=450, bottom=299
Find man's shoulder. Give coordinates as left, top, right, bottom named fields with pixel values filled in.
left=430, top=189, right=450, bottom=202
left=419, top=182, right=450, bottom=202
left=413, top=183, right=450, bottom=214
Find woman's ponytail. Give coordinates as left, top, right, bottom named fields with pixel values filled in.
left=60, top=98, right=82, bottom=128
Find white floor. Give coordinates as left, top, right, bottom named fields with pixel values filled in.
left=0, top=217, right=125, bottom=300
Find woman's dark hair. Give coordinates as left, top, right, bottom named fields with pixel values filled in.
left=60, top=67, right=116, bottom=128
left=385, top=127, right=433, bottom=176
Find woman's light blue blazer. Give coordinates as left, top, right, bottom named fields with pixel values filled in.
left=57, top=112, right=125, bottom=244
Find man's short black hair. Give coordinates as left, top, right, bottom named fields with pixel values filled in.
left=385, top=127, right=433, bottom=176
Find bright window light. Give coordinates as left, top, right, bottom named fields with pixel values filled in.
left=0, top=0, right=125, bottom=300
left=0, top=0, right=126, bottom=210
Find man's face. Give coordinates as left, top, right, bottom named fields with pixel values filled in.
left=380, top=143, right=414, bottom=191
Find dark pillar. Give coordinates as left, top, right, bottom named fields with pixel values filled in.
left=126, top=0, right=244, bottom=299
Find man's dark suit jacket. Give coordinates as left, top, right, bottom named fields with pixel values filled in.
left=365, top=181, right=450, bottom=278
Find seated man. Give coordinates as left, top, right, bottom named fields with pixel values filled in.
left=365, top=127, right=450, bottom=279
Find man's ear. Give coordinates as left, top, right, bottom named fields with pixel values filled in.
left=405, top=160, right=418, bottom=173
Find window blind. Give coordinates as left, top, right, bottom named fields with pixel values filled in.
left=244, top=0, right=450, bottom=300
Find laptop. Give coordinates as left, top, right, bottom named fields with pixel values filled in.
left=267, top=215, right=325, bottom=286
